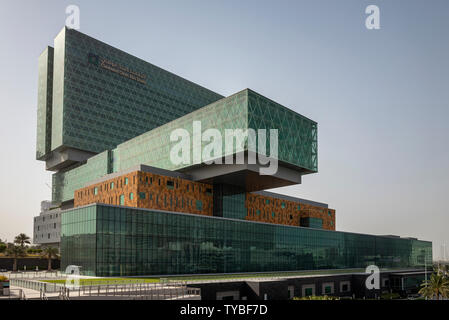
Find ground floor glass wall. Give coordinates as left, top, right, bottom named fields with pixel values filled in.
left=61, top=204, right=432, bottom=277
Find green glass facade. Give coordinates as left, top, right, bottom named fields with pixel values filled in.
left=300, top=217, right=324, bottom=229
left=53, top=89, right=318, bottom=203
left=114, top=89, right=317, bottom=173
left=213, top=184, right=247, bottom=220
left=61, top=204, right=432, bottom=277
left=38, top=27, right=223, bottom=159
left=36, top=47, right=54, bottom=160
left=52, top=151, right=111, bottom=203
left=247, top=90, right=317, bottom=172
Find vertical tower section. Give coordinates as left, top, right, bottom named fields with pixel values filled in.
left=51, top=28, right=66, bottom=151
left=36, top=46, right=54, bottom=160
left=48, top=27, right=223, bottom=156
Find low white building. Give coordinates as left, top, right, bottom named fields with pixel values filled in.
left=33, top=201, right=61, bottom=248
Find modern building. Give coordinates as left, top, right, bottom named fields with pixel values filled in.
left=35, top=27, right=432, bottom=277
left=33, top=201, right=61, bottom=248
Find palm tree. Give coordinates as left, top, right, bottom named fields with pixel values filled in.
left=0, top=238, right=6, bottom=254
left=5, top=245, right=27, bottom=272
left=419, top=270, right=449, bottom=300
left=14, top=234, right=30, bottom=248
left=41, top=247, right=59, bottom=271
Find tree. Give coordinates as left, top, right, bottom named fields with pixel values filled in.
left=5, top=245, right=27, bottom=272
left=40, top=247, right=59, bottom=271
left=419, top=270, right=449, bottom=300
left=0, top=238, right=6, bottom=254
left=14, top=234, right=30, bottom=248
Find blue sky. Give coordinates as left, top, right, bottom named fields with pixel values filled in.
left=0, top=0, right=448, bottom=259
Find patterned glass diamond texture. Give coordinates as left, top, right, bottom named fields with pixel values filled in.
left=36, top=47, right=54, bottom=159
left=51, top=27, right=223, bottom=154
left=52, top=151, right=110, bottom=203
left=113, top=90, right=248, bottom=172
left=52, top=89, right=318, bottom=203
left=247, top=90, right=318, bottom=172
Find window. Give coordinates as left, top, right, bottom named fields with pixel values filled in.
left=297, top=205, right=301, bottom=210
left=167, top=180, right=174, bottom=189
left=272, top=212, right=275, bottom=218
left=206, top=188, right=212, bottom=195
left=196, top=200, right=203, bottom=211
left=301, top=217, right=323, bottom=229
left=328, top=210, right=332, bottom=217
left=256, top=210, right=261, bottom=216
left=54, top=223, right=56, bottom=229
left=305, top=288, right=313, bottom=296
left=266, top=199, right=270, bottom=205
left=342, top=284, right=349, bottom=292
left=139, top=192, right=146, bottom=199
left=129, top=193, right=134, bottom=200
left=125, top=178, right=128, bottom=185
left=119, top=195, right=125, bottom=205
left=110, top=182, right=114, bottom=190
left=324, top=286, right=332, bottom=294
left=281, top=202, right=286, bottom=209
left=94, top=187, right=98, bottom=195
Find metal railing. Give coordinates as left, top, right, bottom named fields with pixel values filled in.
left=39, top=289, right=48, bottom=300
left=9, top=277, right=200, bottom=300
left=0, top=271, right=63, bottom=279
left=70, top=281, right=199, bottom=300
left=10, top=278, right=62, bottom=293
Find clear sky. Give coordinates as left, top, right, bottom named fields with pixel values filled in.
left=0, top=0, right=448, bottom=260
